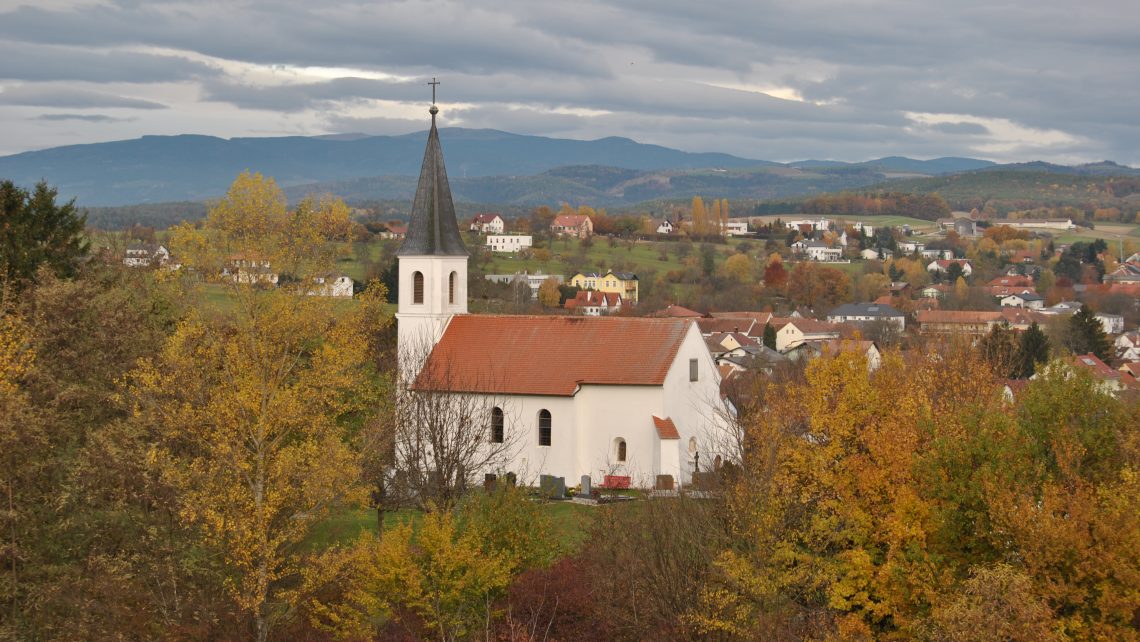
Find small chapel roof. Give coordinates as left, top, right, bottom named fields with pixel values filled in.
left=397, top=104, right=468, bottom=257
left=415, top=316, right=693, bottom=396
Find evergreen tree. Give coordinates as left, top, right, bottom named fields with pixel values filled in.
left=1064, top=305, right=1113, bottom=361
left=763, top=322, right=776, bottom=350
left=1013, top=322, right=1049, bottom=378
left=0, top=180, right=88, bottom=287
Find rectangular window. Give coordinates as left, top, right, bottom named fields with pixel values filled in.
left=689, top=358, right=698, bottom=382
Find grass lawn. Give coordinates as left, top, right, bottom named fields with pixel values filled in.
left=308, top=501, right=597, bottom=553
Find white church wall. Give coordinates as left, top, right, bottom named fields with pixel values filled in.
left=495, top=395, right=579, bottom=484
left=661, top=324, right=732, bottom=482
left=574, top=385, right=666, bottom=487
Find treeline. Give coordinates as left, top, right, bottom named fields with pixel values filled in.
left=84, top=201, right=209, bottom=230
left=799, top=191, right=951, bottom=220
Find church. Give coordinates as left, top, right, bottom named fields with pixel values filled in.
left=395, top=101, right=729, bottom=489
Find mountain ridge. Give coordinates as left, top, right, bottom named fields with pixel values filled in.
left=2, top=129, right=1013, bottom=206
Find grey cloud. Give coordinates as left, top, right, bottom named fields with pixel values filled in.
left=0, top=42, right=219, bottom=82
left=0, top=86, right=167, bottom=109
left=927, top=122, right=990, bottom=136
left=32, top=113, right=138, bottom=123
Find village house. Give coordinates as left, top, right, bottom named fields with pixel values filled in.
left=470, top=213, right=505, bottom=234
left=123, top=243, right=170, bottom=268
left=378, top=223, right=407, bottom=240
left=724, top=220, right=749, bottom=236
left=920, top=284, right=951, bottom=299
left=1003, top=218, right=1076, bottom=231
left=652, top=219, right=674, bottom=235
left=785, top=217, right=832, bottom=231
left=551, top=214, right=594, bottom=238
left=486, top=234, right=533, bottom=253
left=938, top=215, right=979, bottom=237
left=1117, top=331, right=1140, bottom=361
left=915, top=310, right=1003, bottom=336
left=570, top=269, right=639, bottom=304
left=861, top=247, right=893, bottom=260
left=774, top=318, right=841, bottom=352
left=1069, top=353, right=1136, bottom=396
left=927, top=258, right=973, bottom=277
left=1104, top=262, right=1140, bottom=284
left=307, top=274, right=354, bottom=298
left=1000, top=292, right=1045, bottom=309
left=564, top=290, right=622, bottom=316
left=223, top=253, right=278, bottom=285
left=792, top=240, right=843, bottom=262
left=396, top=103, right=727, bottom=488
left=1096, top=313, right=1124, bottom=335
left=826, top=302, right=906, bottom=331
left=786, top=339, right=882, bottom=371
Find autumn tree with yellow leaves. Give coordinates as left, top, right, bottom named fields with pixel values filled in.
left=133, top=172, right=390, bottom=642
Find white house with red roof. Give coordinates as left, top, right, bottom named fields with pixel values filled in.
left=395, top=103, right=728, bottom=489
left=927, top=258, right=973, bottom=277
left=551, top=214, right=594, bottom=238
left=470, top=213, right=505, bottom=234
left=564, top=290, right=622, bottom=316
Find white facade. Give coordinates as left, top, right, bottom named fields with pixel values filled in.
left=725, top=221, right=749, bottom=236
left=470, top=214, right=505, bottom=234
left=786, top=218, right=832, bottom=231
left=486, top=234, right=533, bottom=253
left=1097, top=313, right=1124, bottom=335
left=485, top=325, right=727, bottom=487
left=396, top=254, right=468, bottom=371
left=308, top=275, right=354, bottom=298
left=1000, top=293, right=1044, bottom=309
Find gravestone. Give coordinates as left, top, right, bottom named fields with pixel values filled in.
left=484, top=473, right=497, bottom=491
left=539, top=474, right=566, bottom=499
left=580, top=475, right=592, bottom=497
left=655, top=474, right=674, bottom=491
left=691, top=471, right=717, bottom=490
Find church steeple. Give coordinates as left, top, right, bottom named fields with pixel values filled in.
left=396, top=90, right=469, bottom=373
left=397, top=101, right=467, bottom=257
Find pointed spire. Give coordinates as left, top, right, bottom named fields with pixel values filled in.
left=397, top=103, right=468, bottom=257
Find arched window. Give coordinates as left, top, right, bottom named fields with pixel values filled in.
left=615, top=438, right=627, bottom=462
left=412, top=271, right=424, bottom=304
left=688, top=437, right=697, bottom=455
left=491, top=407, right=504, bottom=444
left=449, top=271, right=457, bottom=304
left=714, top=455, right=723, bottom=470
left=538, top=410, right=552, bottom=446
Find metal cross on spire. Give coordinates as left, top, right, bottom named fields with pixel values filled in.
left=428, top=77, right=440, bottom=104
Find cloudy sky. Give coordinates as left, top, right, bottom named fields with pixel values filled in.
left=0, top=0, right=1136, bottom=164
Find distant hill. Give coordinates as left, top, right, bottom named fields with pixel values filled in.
left=281, top=164, right=891, bottom=208
left=0, top=130, right=774, bottom=206
left=791, top=156, right=996, bottom=174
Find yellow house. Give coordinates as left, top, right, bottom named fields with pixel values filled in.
left=570, top=269, right=638, bottom=303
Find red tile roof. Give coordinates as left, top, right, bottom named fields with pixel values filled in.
left=552, top=214, right=590, bottom=227
left=1071, top=353, right=1120, bottom=379
left=916, top=310, right=1003, bottom=324
left=564, top=290, right=621, bottom=310
left=471, top=213, right=501, bottom=223
left=652, top=416, right=680, bottom=440
left=652, top=304, right=704, bottom=318
left=415, top=315, right=692, bottom=396
left=1119, top=362, right=1140, bottom=379
left=710, top=311, right=774, bottom=323
left=697, top=318, right=758, bottom=335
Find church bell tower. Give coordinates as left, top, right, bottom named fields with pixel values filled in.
left=395, top=91, right=469, bottom=373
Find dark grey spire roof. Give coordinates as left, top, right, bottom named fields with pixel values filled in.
left=397, top=105, right=468, bottom=257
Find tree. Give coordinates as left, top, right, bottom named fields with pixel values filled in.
left=391, top=340, right=522, bottom=510
left=0, top=180, right=88, bottom=287
left=700, top=243, right=717, bottom=278
left=537, top=277, right=561, bottom=308
left=945, top=261, right=965, bottom=284
left=787, top=262, right=852, bottom=311
left=1035, top=269, right=1055, bottom=296
left=1013, top=322, right=1049, bottom=378
left=1063, top=305, right=1112, bottom=361
left=140, top=173, right=383, bottom=642
left=762, top=322, right=776, bottom=350
left=979, top=322, right=1018, bottom=377
left=954, top=275, right=969, bottom=300
left=763, top=255, right=788, bottom=291
left=721, top=253, right=754, bottom=284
